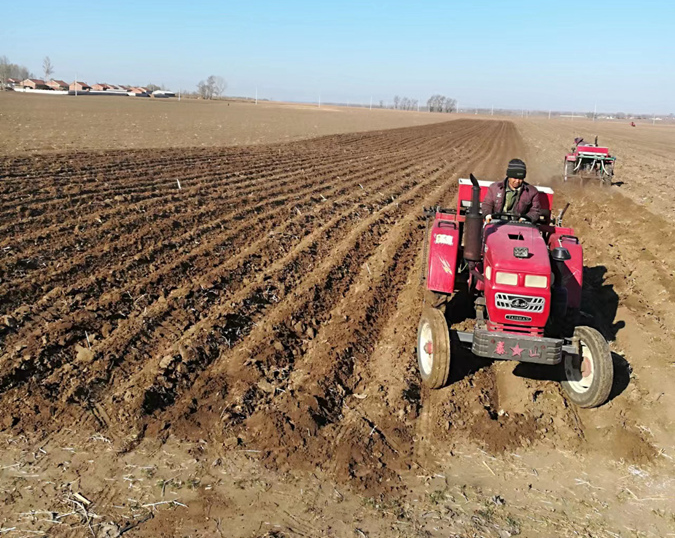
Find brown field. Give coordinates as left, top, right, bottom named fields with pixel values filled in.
left=1, top=104, right=674, bottom=537
left=0, top=92, right=451, bottom=155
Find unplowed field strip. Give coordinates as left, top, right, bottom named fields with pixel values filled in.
left=0, top=120, right=516, bottom=459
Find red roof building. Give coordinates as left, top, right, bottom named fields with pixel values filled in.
left=22, top=79, right=49, bottom=89
left=46, top=79, right=69, bottom=90
left=69, top=81, right=92, bottom=92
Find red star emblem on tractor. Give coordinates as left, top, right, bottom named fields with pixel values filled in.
left=511, top=344, right=524, bottom=357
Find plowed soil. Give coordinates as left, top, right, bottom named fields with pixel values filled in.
left=1, top=118, right=674, bottom=537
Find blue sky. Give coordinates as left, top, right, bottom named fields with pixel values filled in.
left=3, top=0, right=673, bottom=112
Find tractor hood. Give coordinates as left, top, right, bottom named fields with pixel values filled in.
left=484, top=223, right=550, bottom=275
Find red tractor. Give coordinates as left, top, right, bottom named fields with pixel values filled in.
left=418, top=175, right=614, bottom=408
left=564, top=136, right=616, bottom=184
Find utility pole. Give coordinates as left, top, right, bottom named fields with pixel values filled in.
left=75, top=73, right=78, bottom=96
left=653, top=113, right=656, bottom=125
left=491, top=104, right=494, bottom=116
left=548, top=110, right=551, bottom=120
left=318, top=92, right=321, bottom=108
left=255, top=86, right=258, bottom=105
left=593, top=103, right=597, bottom=121
left=369, top=95, right=372, bottom=110
left=178, top=88, right=181, bottom=101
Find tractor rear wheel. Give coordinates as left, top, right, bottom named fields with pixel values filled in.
left=564, top=160, right=575, bottom=181
left=602, top=162, right=614, bottom=185
left=561, top=326, right=613, bottom=408
left=417, top=307, right=451, bottom=389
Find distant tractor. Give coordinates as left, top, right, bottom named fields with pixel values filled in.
left=564, top=136, right=616, bottom=184
left=418, top=175, right=614, bottom=408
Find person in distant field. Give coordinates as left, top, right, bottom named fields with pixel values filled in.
left=481, top=159, right=541, bottom=223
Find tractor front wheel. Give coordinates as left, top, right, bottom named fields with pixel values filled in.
left=417, top=307, right=451, bottom=389
left=561, top=326, right=613, bottom=407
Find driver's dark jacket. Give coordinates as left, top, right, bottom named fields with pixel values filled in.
left=481, top=179, right=541, bottom=223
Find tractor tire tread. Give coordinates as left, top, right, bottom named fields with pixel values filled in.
left=417, top=307, right=451, bottom=389
left=562, top=325, right=613, bottom=408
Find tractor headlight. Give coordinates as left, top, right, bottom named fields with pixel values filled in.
left=485, top=265, right=492, bottom=280
left=525, top=275, right=548, bottom=288
left=495, top=272, right=518, bottom=286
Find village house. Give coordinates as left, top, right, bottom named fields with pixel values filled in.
left=69, top=81, right=92, bottom=92
left=21, top=78, right=49, bottom=90
left=46, top=79, right=69, bottom=91
left=127, top=87, right=150, bottom=96
left=91, top=83, right=110, bottom=91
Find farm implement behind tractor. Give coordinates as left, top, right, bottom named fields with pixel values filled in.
left=418, top=175, right=614, bottom=408
left=564, top=136, right=616, bottom=184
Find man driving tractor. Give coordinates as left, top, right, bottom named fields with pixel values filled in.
left=481, top=158, right=541, bottom=223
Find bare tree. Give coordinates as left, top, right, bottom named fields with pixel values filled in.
left=443, top=97, right=457, bottom=113
left=197, top=80, right=211, bottom=99
left=427, top=94, right=456, bottom=113
left=43, top=56, right=54, bottom=81
left=0, top=56, right=30, bottom=86
left=197, top=75, right=227, bottom=99
left=209, top=75, right=227, bottom=98
left=0, top=56, right=9, bottom=87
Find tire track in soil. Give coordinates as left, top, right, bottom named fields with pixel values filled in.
left=0, top=119, right=492, bottom=434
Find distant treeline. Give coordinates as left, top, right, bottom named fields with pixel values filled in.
left=386, top=94, right=457, bottom=113
left=0, top=56, right=32, bottom=83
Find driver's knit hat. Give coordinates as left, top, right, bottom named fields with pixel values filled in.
left=506, top=159, right=527, bottom=180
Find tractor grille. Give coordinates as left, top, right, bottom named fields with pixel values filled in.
left=495, top=293, right=545, bottom=313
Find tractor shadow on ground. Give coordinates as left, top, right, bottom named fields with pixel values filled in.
left=444, top=289, right=493, bottom=383
left=513, top=265, right=631, bottom=402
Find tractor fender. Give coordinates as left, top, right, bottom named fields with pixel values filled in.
left=427, top=215, right=459, bottom=295
left=549, top=231, right=583, bottom=309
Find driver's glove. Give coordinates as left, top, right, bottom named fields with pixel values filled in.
left=484, top=214, right=492, bottom=224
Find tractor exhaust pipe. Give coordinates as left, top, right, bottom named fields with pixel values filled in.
left=463, top=173, right=483, bottom=262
